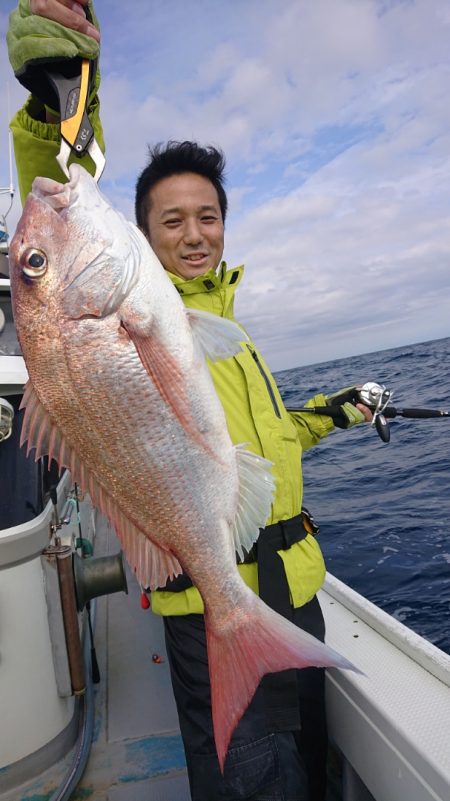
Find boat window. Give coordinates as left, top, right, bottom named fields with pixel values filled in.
left=0, top=291, right=22, bottom=356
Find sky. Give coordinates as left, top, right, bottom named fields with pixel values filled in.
left=1, top=0, right=450, bottom=371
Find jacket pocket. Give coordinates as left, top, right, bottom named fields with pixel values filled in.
left=246, top=345, right=282, bottom=418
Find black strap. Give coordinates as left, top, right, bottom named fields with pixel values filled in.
left=159, top=512, right=310, bottom=592
left=257, top=516, right=306, bottom=730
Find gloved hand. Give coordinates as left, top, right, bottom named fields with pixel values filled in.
left=7, top=0, right=100, bottom=111
left=325, top=386, right=367, bottom=429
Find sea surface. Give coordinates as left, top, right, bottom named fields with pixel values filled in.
left=275, top=336, right=450, bottom=655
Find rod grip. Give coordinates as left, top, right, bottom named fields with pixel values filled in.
left=399, top=408, right=449, bottom=419
left=290, top=405, right=343, bottom=420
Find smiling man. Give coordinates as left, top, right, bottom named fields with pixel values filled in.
left=148, top=172, right=224, bottom=280
left=128, top=138, right=371, bottom=801
left=136, top=147, right=226, bottom=281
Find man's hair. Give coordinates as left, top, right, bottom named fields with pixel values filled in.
left=135, top=141, right=228, bottom=236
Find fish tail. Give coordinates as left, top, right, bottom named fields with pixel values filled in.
left=205, top=593, right=356, bottom=772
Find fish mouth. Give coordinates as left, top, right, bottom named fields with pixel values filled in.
left=30, top=165, right=90, bottom=214
left=31, top=176, right=72, bottom=213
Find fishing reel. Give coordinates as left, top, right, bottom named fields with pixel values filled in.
left=346, top=381, right=449, bottom=442
left=356, top=382, right=392, bottom=443
left=291, top=382, right=449, bottom=443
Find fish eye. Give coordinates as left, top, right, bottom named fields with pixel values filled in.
left=22, top=248, right=48, bottom=278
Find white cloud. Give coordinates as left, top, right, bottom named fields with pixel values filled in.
left=1, top=0, right=450, bottom=369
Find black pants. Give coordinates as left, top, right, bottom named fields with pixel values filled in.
left=163, top=595, right=327, bottom=801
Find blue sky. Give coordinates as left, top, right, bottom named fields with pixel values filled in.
left=1, top=0, right=450, bottom=371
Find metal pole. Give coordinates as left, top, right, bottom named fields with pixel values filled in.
left=55, top=545, right=86, bottom=695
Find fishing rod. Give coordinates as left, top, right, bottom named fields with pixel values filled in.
left=1, top=88, right=15, bottom=227
left=1, top=92, right=16, bottom=274
left=288, top=382, right=450, bottom=443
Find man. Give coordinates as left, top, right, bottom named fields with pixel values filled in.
left=8, top=3, right=371, bottom=799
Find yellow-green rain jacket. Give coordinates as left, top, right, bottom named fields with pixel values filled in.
left=11, top=95, right=335, bottom=616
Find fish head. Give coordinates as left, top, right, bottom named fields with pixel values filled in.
left=9, top=182, right=68, bottom=323
left=9, top=165, right=142, bottom=348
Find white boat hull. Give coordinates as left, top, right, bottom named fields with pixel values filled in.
left=320, top=573, right=450, bottom=801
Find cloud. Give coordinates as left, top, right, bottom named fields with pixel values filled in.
left=1, top=0, right=450, bottom=370
left=226, top=117, right=450, bottom=369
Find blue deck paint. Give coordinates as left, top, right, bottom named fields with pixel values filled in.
left=119, top=734, right=186, bottom=782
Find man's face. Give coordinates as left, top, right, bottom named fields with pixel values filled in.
left=146, top=172, right=225, bottom=280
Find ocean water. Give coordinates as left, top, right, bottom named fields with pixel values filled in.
left=275, top=336, right=450, bottom=655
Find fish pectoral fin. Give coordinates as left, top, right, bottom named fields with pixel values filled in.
left=232, top=445, right=275, bottom=561
left=186, top=308, right=248, bottom=362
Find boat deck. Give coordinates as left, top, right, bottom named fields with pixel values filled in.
left=0, top=518, right=191, bottom=801
left=71, top=521, right=192, bottom=800
left=4, top=512, right=449, bottom=801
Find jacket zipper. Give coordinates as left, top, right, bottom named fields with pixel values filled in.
left=247, top=345, right=282, bottom=418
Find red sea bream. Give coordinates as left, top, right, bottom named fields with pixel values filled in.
left=9, top=165, right=355, bottom=769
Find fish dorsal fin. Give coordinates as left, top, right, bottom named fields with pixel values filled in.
left=20, top=381, right=71, bottom=468
left=186, top=308, right=248, bottom=362
left=232, top=444, right=275, bottom=561
left=20, top=381, right=182, bottom=589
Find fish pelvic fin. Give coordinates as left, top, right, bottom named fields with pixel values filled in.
left=186, top=308, right=248, bottom=362
left=232, top=445, right=275, bottom=561
left=20, top=381, right=182, bottom=589
left=205, top=593, right=357, bottom=773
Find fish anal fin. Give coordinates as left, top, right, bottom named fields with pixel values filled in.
left=99, top=500, right=183, bottom=591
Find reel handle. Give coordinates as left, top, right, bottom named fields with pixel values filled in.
left=375, top=414, right=390, bottom=442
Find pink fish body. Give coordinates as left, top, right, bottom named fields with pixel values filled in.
left=10, top=165, right=355, bottom=769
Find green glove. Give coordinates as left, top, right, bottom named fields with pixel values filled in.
left=326, top=386, right=366, bottom=429
left=7, top=0, right=100, bottom=111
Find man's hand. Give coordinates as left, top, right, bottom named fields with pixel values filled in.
left=326, top=386, right=373, bottom=429
left=356, top=403, right=373, bottom=423
left=30, top=0, right=100, bottom=42
left=7, top=0, right=101, bottom=110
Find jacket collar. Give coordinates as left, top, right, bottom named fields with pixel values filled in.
left=167, top=262, right=244, bottom=296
